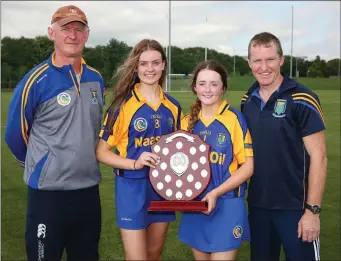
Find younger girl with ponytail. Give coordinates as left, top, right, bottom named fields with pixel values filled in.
left=179, top=60, right=254, bottom=260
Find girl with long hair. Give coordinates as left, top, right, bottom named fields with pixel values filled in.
left=96, top=39, right=182, bottom=260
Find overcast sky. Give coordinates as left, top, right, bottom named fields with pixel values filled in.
left=1, top=1, right=340, bottom=61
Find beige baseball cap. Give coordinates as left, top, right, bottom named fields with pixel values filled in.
left=51, top=5, right=88, bottom=26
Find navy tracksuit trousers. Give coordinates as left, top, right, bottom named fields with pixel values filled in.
left=25, top=185, right=101, bottom=261
left=248, top=206, right=320, bottom=261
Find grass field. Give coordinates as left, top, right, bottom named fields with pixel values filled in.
left=1, top=77, right=340, bottom=260
left=165, top=76, right=341, bottom=92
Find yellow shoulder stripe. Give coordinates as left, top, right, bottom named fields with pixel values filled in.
left=292, top=93, right=324, bottom=120
left=292, top=96, right=324, bottom=121
left=292, top=93, right=322, bottom=112
left=241, top=94, right=248, bottom=102
left=86, top=65, right=102, bottom=77
left=20, top=64, right=49, bottom=144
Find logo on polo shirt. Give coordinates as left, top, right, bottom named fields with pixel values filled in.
left=233, top=225, right=243, bottom=238
left=91, top=89, right=98, bottom=104
left=216, top=133, right=227, bottom=146
left=168, top=117, right=174, bottom=128
left=57, top=92, right=71, bottom=106
left=134, top=117, right=148, bottom=132
left=273, top=99, right=287, bottom=118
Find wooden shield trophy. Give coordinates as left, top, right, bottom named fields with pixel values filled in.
left=148, top=130, right=211, bottom=212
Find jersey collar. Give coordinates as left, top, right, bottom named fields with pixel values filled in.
left=48, top=51, right=86, bottom=74
left=198, top=100, right=230, bottom=127
left=247, top=73, right=297, bottom=96
left=132, top=83, right=165, bottom=102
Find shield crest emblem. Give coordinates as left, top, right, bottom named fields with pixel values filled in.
left=273, top=99, right=287, bottom=118
left=149, top=130, right=211, bottom=202
left=216, top=133, right=227, bottom=146
left=91, top=89, right=98, bottom=104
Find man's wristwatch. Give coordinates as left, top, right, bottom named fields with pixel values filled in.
left=304, top=202, right=321, bottom=214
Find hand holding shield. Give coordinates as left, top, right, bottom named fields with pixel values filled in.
left=148, top=130, right=211, bottom=212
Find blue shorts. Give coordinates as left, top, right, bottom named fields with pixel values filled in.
left=115, top=175, right=176, bottom=230
left=178, top=196, right=250, bottom=252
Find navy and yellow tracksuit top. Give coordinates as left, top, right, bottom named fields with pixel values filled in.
left=99, top=84, right=182, bottom=178
left=241, top=75, right=325, bottom=209
left=5, top=52, right=105, bottom=190
left=181, top=100, right=253, bottom=198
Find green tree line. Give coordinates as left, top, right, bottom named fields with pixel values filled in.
left=1, top=36, right=340, bottom=89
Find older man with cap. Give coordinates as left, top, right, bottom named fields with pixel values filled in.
left=5, top=5, right=104, bottom=261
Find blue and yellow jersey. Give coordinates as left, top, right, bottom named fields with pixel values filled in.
left=181, top=100, right=253, bottom=198
left=241, top=74, right=325, bottom=210
left=100, top=84, right=183, bottom=178
left=5, top=52, right=105, bottom=190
